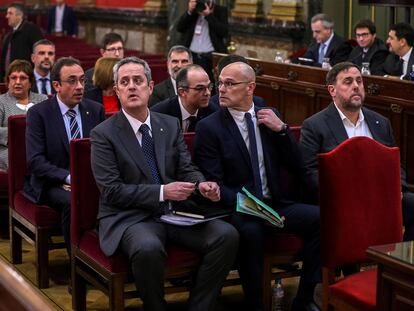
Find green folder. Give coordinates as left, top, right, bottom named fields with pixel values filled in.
left=236, top=187, right=284, bottom=228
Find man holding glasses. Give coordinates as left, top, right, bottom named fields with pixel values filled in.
left=25, top=57, right=105, bottom=253
left=151, top=64, right=217, bottom=132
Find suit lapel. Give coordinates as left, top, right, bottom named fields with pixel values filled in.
left=79, top=100, right=93, bottom=137
left=325, top=103, right=349, bottom=144
left=171, top=98, right=183, bottom=121
left=363, top=107, right=386, bottom=143
left=166, top=79, right=176, bottom=98
left=115, top=112, right=154, bottom=181
left=222, top=108, right=251, bottom=168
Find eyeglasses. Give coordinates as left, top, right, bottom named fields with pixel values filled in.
left=185, top=83, right=214, bottom=92
left=9, top=75, right=29, bottom=82
left=105, top=47, right=124, bottom=53
left=60, top=77, right=85, bottom=86
left=217, top=80, right=251, bottom=89
left=118, top=77, right=146, bottom=87
left=355, top=33, right=371, bottom=38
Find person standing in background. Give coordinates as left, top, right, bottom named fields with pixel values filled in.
left=47, top=0, right=78, bottom=37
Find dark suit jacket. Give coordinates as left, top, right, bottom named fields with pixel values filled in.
left=194, top=107, right=302, bottom=208
left=381, top=50, right=414, bottom=80
left=176, top=4, right=228, bottom=53
left=300, top=103, right=407, bottom=202
left=148, top=78, right=176, bottom=107
left=209, top=94, right=266, bottom=109
left=0, top=20, right=43, bottom=79
left=347, top=38, right=389, bottom=76
left=47, top=5, right=78, bottom=36
left=302, top=33, right=353, bottom=66
left=24, top=96, right=105, bottom=203
left=150, top=95, right=218, bottom=130
left=90, top=111, right=206, bottom=256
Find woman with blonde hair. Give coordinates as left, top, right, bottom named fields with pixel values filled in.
left=84, top=57, right=120, bottom=112
left=0, top=60, right=47, bottom=169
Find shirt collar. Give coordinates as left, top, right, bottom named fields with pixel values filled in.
left=228, top=103, right=255, bottom=122
left=178, top=96, right=198, bottom=121
left=402, top=47, right=413, bottom=63
left=57, top=95, right=80, bottom=116
left=334, top=102, right=365, bottom=124
left=323, top=32, right=335, bottom=48
left=170, top=77, right=177, bottom=94
left=122, top=108, right=152, bottom=135
left=13, top=20, right=22, bottom=31
left=34, top=70, right=51, bottom=80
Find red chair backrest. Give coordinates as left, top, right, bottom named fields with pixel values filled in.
left=8, top=115, right=27, bottom=210
left=70, top=138, right=100, bottom=247
left=318, top=136, right=403, bottom=268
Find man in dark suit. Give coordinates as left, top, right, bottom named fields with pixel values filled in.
left=24, top=57, right=105, bottom=252
left=46, top=0, right=78, bottom=37
left=300, top=62, right=414, bottom=241
left=301, top=13, right=352, bottom=67
left=348, top=19, right=389, bottom=76
left=1, top=3, right=43, bottom=80
left=31, top=39, right=56, bottom=96
left=84, top=33, right=125, bottom=92
left=148, top=45, right=192, bottom=107
left=382, top=22, right=414, bottom=80
left=90, top=57, right=238, bottom=311
left=176, top=0, right=228, bottom=82
left=151, top=64, right=217, bottom=131
left=195, top=62, right=321, bottom=311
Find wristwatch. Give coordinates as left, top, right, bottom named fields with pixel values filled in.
left=278, top=123, right=289, bottom=135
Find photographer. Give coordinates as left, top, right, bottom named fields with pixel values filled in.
left=176, top=0, right=228, bottom=83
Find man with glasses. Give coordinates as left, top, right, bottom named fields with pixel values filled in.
left=194, top=62, right=321, bottom=311
left=90, top=56, right=238, bottom=311
left=84, top=32, right=125, bottom=91
left=149, top=45, right=192, bottom=107
left=24, top=57, right=105, bottom=253
left=347, top=19, right=388, bottom=76
left=151, top=64, right=217, bottom=132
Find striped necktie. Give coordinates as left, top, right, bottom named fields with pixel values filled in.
left=245, top=112, right=263, bottom=199
left=67, top=109, right=81, bottom=139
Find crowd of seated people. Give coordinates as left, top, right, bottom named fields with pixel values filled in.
left=1, top=2, right=414, bottom=311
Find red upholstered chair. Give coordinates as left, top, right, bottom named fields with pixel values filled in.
left=8, top=115, right=65, bottom=288
left=70, top=138, right=201, bottom=311
left=318, top=136, right=403, bottom=311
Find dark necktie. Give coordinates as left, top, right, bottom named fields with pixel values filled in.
left=399, top=58, right=405, bottom=76
left=139, top=124, right=161, bottom=184
left=67, top=109, right=81, bottom=139
left=245, top=112, right=263, bottom=199
left=318, top=43, right=326, bottom=64
left=187, top=116, right=197, bottom=132
left=40, top=78, right=48, bottom=95
left=4, top=42, right=11, bottom=71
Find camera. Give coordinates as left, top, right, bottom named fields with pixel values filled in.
left=195, top=0, right=211, bottom=13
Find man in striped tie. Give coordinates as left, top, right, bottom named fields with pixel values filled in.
left=24, top=57, right=105, bottom=254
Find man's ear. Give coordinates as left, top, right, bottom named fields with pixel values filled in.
left=99, top=48, right=105, bottom=56
left=327, top=84, right=336, bottom=98
left=52, top=81, right=60, bottom=93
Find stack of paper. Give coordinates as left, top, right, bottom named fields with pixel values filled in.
left=236, top=187, right=284, bottom=228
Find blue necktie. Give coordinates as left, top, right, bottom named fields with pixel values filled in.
left=318, top=43, right=326, bottom=64
left=139, top=124, right=161, bottom=184
left=40, top=78, right=48, bottom=95
left=67, top=109, right=80, bottom=139
left=245, top=112, right=263, bottom=199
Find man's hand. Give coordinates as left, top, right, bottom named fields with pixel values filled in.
left=199, top=1, right=213, bottom=16
left=198, top=181, right=220, bottom=202
left=164, top=181, right=195, bottom=201
left=257, top=108, right=286, bottom=132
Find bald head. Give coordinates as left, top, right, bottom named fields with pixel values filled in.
left=219, top=62, right=256, bottom=111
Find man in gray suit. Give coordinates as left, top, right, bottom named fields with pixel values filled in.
left=90, top=57, right=238, bottom=311
left=300, top=61, right=414, bottom=241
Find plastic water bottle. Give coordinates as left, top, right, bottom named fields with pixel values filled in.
left=410, top=65, right=414, bottom=81
left=275, top=51, right=284, bottom=63
left=361, top=62, right=371, bottom=75
left=321, top=57, right=331, bottom=70
left=272, top=278, right=284, bottom=311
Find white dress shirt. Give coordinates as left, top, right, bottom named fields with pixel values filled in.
left=334, top=103, right=373, bottom=139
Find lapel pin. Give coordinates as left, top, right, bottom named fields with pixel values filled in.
left=86, top=111, right=90, bottom=115
left=160, top=128, right=163, bottom=131
left=375, top=120, right=379, bottom=124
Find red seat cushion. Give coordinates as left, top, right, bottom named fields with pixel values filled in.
left=330, top=269, right=377, bottom=311
left=13, top=191, right=61, bottom=226
left=79, top=230, right=201, bottom=274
